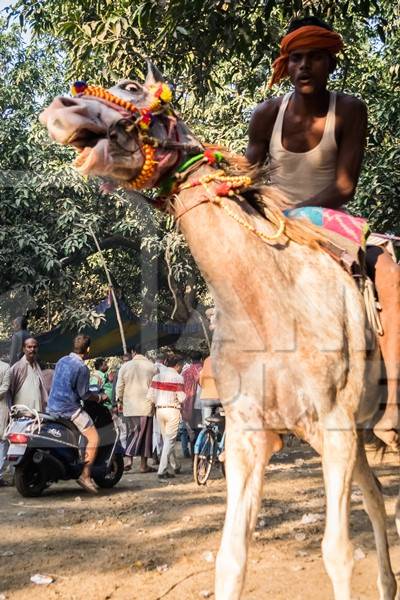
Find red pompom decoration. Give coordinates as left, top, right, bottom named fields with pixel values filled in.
left=139, top=109, right=152, bottom=129
left=204, top=148, right=217, bottom=164
left=154, top=84, right=163, bottom=98
left=215, top=182, right=231, bottom=196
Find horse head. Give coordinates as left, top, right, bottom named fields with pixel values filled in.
left=40, top=63, right=203, bottom=190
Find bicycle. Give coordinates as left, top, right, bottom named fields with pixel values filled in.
left=193, top=412, right=225, bottom=485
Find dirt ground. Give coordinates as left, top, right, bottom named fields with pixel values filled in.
left=1, top=443, right=400, bottom=600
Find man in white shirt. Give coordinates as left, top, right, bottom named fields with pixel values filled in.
left=0, top=359, right=11, bottom=486
left=9, top=338, right=48, bottom=412
left=152, top=351, right=168, bottom=462
left=116, top=345, right=157, bottom=473
left=147, top=355, right=185, bottom=480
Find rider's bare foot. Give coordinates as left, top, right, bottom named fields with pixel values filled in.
left=373, top=419, right=400, bottom=451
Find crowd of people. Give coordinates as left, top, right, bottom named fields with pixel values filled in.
left=0, top=317, right=218, bottom=492
left=103, top=343, right=218, bottom=485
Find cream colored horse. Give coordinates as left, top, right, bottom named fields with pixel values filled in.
left=40, top=64, right=396, bottom=600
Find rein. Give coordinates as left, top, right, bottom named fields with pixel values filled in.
left=171, top=163, right=286, bottom=242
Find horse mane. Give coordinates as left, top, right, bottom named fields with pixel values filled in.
left=205, top=144, right=330, bottom=251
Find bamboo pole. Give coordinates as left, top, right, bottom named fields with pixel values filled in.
left=195, top=310, right=211, bottom=353
left=88, top=225, right=127, bottom=354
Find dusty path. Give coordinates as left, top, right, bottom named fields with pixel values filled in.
left=0, top=444, right=399, bottom=600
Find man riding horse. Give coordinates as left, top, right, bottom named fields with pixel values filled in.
left=246, top=16, right=400, bottom=449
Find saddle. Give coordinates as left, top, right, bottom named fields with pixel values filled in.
left=286, top=207, right=398, bottom=335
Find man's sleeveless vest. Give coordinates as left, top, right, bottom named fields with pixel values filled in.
left=269, top=91, right=338, bottom=205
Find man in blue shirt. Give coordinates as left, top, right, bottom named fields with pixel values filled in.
left=48, top=335, right=103, bottom=493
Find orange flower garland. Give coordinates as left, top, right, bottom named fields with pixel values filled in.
left=125, top=145, right=157, bottom=190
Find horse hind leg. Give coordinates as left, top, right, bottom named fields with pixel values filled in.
left=353, top=432, right=396, bottom=600
left=321, top=413, right=357, bottom=600
left=215, top=425, right=281, bottom=600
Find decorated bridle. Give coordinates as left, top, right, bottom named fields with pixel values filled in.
left=71, top=80, right=174, bottom=189
left=70, top=80, right=285, bottom=241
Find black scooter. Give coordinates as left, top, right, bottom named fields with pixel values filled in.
left=6, top=399, right=124, bottom=497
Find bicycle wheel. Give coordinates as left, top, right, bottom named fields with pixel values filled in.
left=219, top=432, right=226, bottom=479
left=193, top=430, right=215, bottom=485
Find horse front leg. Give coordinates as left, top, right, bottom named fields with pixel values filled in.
left=215, top=422, right=281, bottom=600
left=321, top=414, right=357, bottom=600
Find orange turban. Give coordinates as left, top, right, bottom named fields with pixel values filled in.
left=268, top=25, right=344, bottom=88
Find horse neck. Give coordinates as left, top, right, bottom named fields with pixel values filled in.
left=173, top=164, right=291, bottom=314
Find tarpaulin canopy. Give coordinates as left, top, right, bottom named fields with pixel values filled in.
left=35, top=295, right=202, bottom=363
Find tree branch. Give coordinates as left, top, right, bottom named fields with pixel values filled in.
left=60, top=236, right=195, bottom=323
left=59, top=235, right=142, bottom=267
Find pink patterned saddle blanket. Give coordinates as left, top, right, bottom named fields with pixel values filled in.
left=285, top=207, right=369, bottom=249
left=284, top=206, right=370, bottom=274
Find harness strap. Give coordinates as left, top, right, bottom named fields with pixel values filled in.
left=173, top=194, right=211, bottom=220
left=363, top=277, right=384, bottom=336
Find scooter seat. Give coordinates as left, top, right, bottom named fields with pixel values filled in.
left=41, top=413, right=80, bottom=435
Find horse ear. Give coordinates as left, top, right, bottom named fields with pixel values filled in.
left=144, top=61, right=164, bottom=86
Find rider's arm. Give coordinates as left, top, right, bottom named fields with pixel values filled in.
left=245, top=99, right=280, bottom=166
left=297, top=97, right=368, bottom=210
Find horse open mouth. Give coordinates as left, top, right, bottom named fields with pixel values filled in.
left=67, top=128, right=108, bottom=174
left=72, top=138, right=109, bottom=175
left=69, top=128, right=104, bottom=151
left=71, top=134, right=137, bottom=180
left=73, top=145, right=98, bottom=171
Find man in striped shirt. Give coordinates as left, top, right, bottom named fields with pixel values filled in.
left=147, top=355, right=185, bottom=480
